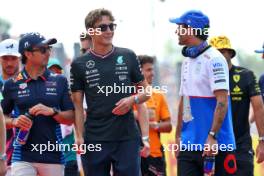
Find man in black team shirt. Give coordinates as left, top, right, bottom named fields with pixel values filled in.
left=70, top=8, right=150, bottom=176
left=210, top=36, right=264, bottom=176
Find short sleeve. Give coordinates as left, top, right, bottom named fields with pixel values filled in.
left=130, top=52, right=144, bottom=84
left=1, top=81, right=15, bottom=114
left=159, top=93, right=171, bottom=121
left=247, top=71, right=261, bottom=97
left=70, top=60, right=85, bottom=92
left=207, top=56, right=229, bottom=92
left=60, top=76, right=74, bottom=111
left=258, top=74, right=264, bottom=100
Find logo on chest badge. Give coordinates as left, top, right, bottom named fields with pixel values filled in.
left=86, top=60, right=95, bottom=69
left=233, top=75, right=240, bottom=83
left=19, top=83, right=27, bottom=90
left=116, top=56, right=124, bottom=65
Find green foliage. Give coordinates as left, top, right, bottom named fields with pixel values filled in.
left=236, top=49, right=264, bottom=79
left=0, top=17, right=11, bottom=34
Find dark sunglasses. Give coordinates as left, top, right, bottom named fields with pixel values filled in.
left=96, top=23, right=117, bottom=32
left=30, top=46, right=52, bottom=54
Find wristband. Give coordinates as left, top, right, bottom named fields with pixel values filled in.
left=134, top=95, right=140, bottom=104
left=142, top=136, right=149, bottom=142
left=259, top=136, right=264, bottom=141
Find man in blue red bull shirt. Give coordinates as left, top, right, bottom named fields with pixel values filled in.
left=1, top=32, right=75, bottom=176
left=170, top=10, right=236, bottom=176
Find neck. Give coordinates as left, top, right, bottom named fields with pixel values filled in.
left=92, top=44, right=113, bottom=56
left=2, top=72, right=18, bottom=80
left=25, top=64, right=46, bottom=79
left=228, top=61, right=233, bottom=70
left=188, top=38, right=204, bottom=47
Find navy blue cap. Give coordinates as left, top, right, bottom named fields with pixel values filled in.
left=169, top=10, right=210, bottom=29
left=19, top=32, right=57, bottom=55
left=255, top=43, right=264, bottom=53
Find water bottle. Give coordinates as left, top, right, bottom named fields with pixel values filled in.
left=16, top=112, right=33, bottom=145
left=204, top=156, right=215, bottom=176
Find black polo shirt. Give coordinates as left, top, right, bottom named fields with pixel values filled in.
left=1, top=68, right=74, bottom=164
left=229, top=65, right=261, bottom=151
left=70, top=46, right=144, bottom=142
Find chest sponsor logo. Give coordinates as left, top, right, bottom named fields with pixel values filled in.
left=116, top=56, right=126, bottom=65
left=46, top=87, right=57, bottom=96
left=213, top=62, right=223, bottom=68
left=19, top=83, right=27, bottom=90
left=115, top=66, right=127, bottom=71
left=119, top=75, right=127, bottom=81
left=45, top=81, right=57, bottom=87
left=233, top=75, right=240, bottom=83
left=195, top=62, right=201, bottom=74
left=17, top=89, right=30, bottom=97
left=86, top=60, right=95, bottom=69
left=231, top=85, right=243, bottom=95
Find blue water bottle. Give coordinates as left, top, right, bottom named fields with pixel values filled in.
left=204, top=156, right=215, bottom=175
left=16, top=112, right=33, bottom=145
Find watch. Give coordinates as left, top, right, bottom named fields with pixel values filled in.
left=259, top=136, right=264, bottom=141
left=142, top=136, right=149, bottom=143
left=52, top=107, right=60, bottom=117
left=0, top=154, right=6, bottom=161
left=134, top=95, right=140, bottom=104
left=209, top=131, right=217, bottom=140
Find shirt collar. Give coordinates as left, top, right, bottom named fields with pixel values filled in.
left=90, top=45, right=115, bottom=59
left=19, top=68, right=50, bottom=83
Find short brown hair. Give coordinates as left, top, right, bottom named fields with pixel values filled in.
left=138, top=55, right=155, bottom=67
left=85, top=8, right=115, bottom=29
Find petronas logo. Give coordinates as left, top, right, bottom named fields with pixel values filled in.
left=117, top=56, right=124, bottom=64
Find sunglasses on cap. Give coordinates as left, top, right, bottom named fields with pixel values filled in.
left=29, top=46, right=52, bottom=54
left=96, top=23, right=117, bottom=32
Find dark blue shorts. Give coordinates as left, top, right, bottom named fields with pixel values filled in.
left=81, top=138, right=140, bottom=176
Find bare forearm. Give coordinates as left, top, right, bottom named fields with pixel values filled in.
left=5, top=115, right=14, bottom=129
left=74, top=108, right=85, bottom=138
left=0, top=113, right=6, bottom=154
left=211, top=99, right=228, bottom=133
left=136, top=104, right=149, bottom=137
left=176, top=97, right=183, bottom=138
left=158, top=120, right=172, bottom=133
left=53, top=110, right=74, bottom=125
left=254, top=108, right=264, bottom=136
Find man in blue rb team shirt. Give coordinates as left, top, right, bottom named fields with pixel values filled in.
left=1, top=32, right=75, bottom=176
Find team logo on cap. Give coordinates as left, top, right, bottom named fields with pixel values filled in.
left=24, top=42, right=29, bottom=48
left=6, top=44, right=14, bottom=49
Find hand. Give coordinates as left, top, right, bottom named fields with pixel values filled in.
left=202, top=135, right=218, bottom=157
left=149, top=121, right=159, bottom=131
left=13, top=115, right=33, bottom=130
left=140, top=141, right=150, bottom=158
left=174, top=136, right=181, bottom=158
left=29, top=103, right=54, bottom=116
left=112, top=96, right=134, bottom=115
left=256, top=141, right=264, bottom=163
left=75, top=136, right=85, bottom=154
left=0, top=160, right=6, bottom=176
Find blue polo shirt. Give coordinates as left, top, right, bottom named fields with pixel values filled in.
left=1, top=68, right=74, bottom=164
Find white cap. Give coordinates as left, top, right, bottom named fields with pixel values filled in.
left=0, top=39, right=21, bottom=57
